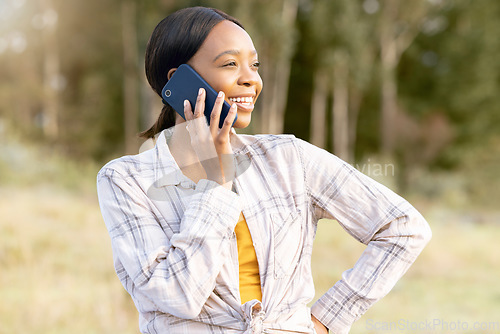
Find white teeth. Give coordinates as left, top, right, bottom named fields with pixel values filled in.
left=230, top=97, right=253, bottom=103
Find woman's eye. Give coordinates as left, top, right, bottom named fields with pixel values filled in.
left=252, top=61, right=261, bottom=69
left=223, top=61, right=237, bottom=67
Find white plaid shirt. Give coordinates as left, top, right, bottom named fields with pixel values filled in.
left=97, top=129, right=431, bottom=334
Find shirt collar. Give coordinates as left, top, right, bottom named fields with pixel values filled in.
left=151, top=127, right=253, bottom=189
left=152, top=129, right=196, bottom=189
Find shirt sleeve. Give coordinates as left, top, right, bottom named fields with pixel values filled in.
left=295, top=139, right=432, bottom=334
left=96, top=168, right=242, bottom=319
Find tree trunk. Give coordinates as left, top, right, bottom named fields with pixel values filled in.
left=259, top=50, right=274, bottom=134
left=122, top=0, right=139, bottom=154
left=140, top=70, right=161, bottom=133
left=309, top=70, right=328, bottom=148
left=269, top=59, right=293, bottom=134
left=378, top=0, right=430, bottom=156
left=332, top=51, right=350, bottom=162
left=40, top=0, right=60, bottom=140
left=379, top=44, right=398, bottom=156
left=258, top=0, right=298, bottom=134
left=379, top=1, right=399, bottom=156
left=272, top=0, right=299, bottom=134
left=348, top=85, right=363, bottom=162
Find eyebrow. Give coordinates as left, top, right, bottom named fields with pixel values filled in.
left=213, top=49, right=258, bottom=62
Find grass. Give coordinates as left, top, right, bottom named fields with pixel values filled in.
left=1, top=137, right=499, bottom=333
left=313, top=213, right=500, bottom=333
left=2, top=185, right=498, bottom=333
left=0, top=185, right=138, bottom=334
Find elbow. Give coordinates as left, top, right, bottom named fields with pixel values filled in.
left=134, top=276, right=205, bottom=320
left=171, top=301, right=203, bottom=320
left=155, top=294, right=204, bottom=320
left=422, top=220, right=432, bottom=245
left=408, top=212, right=432, bottom=254
left=417, top=213, right=432, bottom=245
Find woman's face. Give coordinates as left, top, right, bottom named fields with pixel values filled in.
left=186, top=20, right=263, bottom=129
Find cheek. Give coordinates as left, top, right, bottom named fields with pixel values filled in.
left=203, top=73, right=233, bottom=94
left=218, top=82, right=234, bottom=96
left=189, top=64, right=230, bottom=94
left=255, top=77, right=263, bottom=98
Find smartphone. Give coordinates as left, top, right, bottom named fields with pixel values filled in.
left=161, top=64, right=236, bottom=128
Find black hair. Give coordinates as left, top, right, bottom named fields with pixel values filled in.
left=140, top=7, right=244, bottom=139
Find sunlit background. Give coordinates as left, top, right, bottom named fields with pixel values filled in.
left=1, top=0, right=499, bottom=333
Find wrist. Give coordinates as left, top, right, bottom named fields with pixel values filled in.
left=222, top=180, right=233, bottom=191
left=204, top=173, right=232, bottom=190
left=312, top=314, right=329, bottom=333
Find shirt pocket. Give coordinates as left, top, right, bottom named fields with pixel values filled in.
left=271, top=209, right=303, bottom=279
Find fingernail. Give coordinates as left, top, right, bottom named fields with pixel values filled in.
left=218, top=91, right=224, bottom=98
left=184, top=100, right=189, bottom=107
left=198, top=88, right=203, bottom=96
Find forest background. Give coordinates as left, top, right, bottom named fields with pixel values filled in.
left=0, top=0, right=499, bottom=333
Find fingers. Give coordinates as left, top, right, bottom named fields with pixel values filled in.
left=184, top=99, right=193, bottom=121
left=194, top=88, right=205, bottom=118
left=210, top=91, right=225, bottom=136
left=218, top=103, right=237, bottom=138
left=184, top=88, right=206, bottom=121
left=184, top=88, right=235, bottom=151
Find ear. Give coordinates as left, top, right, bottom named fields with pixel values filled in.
left=167, top=68, right=177, bottom=80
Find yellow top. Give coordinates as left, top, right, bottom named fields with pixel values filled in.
left=234, top=213, right=262, bottom=304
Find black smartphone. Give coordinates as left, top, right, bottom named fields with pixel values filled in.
left=161, top=64, right=236, bottom=128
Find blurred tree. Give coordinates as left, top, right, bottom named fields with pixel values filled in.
left=309, top=68, right=328, bottom=149
left=56, top=0, right=124, bottom=160
left=0, top=0, right=44, bottom=137
left=121, top=0, right=140, bottom=154
left=307, top=0, right=375, bottom=162
left=395, top=0, right=500, bottom=197
left=39, top=0, right=61, bottom=140
left=233, top=0, right=299, bottom=134
left=0, top=0, right=499, bottom=207
left=376, top=0, right=439, bottom=157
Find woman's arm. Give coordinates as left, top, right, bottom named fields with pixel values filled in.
left=97, top=169, right=241, bottom=319
left=312, top=314, right=329, bottom=333
left=296, top=139, right=432, bottom=334
left=96, top=89, right=240, bottom=319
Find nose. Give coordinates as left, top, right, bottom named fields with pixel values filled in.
left=238, top=66, right=261, bottom=87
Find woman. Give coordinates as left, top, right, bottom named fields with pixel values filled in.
left=97, top=6, right=431, bottom=334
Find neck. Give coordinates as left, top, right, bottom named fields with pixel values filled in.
left=167, top=122, right=207, bottom=183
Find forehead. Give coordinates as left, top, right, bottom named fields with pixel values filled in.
left=198, top=20, right=257, bottom=58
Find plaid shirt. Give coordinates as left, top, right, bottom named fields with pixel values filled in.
left=97, top=129, right=431, bottom=334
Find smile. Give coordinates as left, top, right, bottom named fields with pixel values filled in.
left=229, top=97, right=253, bottom=103
left=228, top=96, right=255, bottom=113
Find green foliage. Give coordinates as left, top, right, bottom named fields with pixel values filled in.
left=1, top=2, right=499, bottom=330
left=399, top=0, right=500, bottom=149
left=0, top=0, right=498, bottom=204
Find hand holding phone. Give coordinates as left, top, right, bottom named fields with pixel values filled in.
left=161, top=64, right=237, bottom=128
left=183, top=88, right=237, bottom=189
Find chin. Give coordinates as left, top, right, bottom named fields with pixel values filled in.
left=233, top=114, right=251, bottom=129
